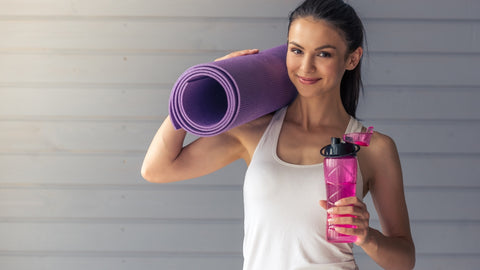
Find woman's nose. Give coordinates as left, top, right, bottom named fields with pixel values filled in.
left=300, top=56, right=316, bottom=74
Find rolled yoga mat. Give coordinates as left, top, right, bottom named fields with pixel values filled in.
left=169, top=44, right=298, bottom=137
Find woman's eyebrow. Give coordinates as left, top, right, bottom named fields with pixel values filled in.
left=288, top=41, right=337, bottom=50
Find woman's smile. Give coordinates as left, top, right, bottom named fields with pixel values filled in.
left=297, top=75, right=321, bottom=85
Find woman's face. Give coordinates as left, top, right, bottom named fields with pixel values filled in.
left=286, top=17, right=358, bottom=98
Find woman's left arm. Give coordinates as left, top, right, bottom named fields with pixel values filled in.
left=324, top=133, right=415, bottom=269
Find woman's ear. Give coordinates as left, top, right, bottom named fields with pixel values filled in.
left=346, top=47, right=363, bottom=70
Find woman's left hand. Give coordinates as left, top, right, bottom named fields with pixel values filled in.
left=319, top=197, right=371, bottom=246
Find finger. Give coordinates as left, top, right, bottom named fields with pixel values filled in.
left=334, top=196, right=361, bottom=206
left=231, top=49, right=259, bottom=56
left=334, top=197, right=367, bottom=212
left=328, top=205, right=357, bottom=215
left=328, top=205, right=369, bottom=219
left=215, top=49, right=259, bottom=61
left=328, top=215, right=368, bottom=228
left=329, top=215, right=357, bottom=225
left=334, top=226, right=363, bottom=237
left=319, top=200, right=327, bottom=210
left=334, top=224, right=370, bottom=238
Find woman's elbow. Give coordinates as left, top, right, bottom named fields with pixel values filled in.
left=407, top=242, right=416, bottom=270
left=141, top=163, right=171, bottom=183
left=400, top=238, right=416, bottom=270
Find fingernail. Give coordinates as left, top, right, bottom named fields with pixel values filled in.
left=327, top=208, right=333, bottom=213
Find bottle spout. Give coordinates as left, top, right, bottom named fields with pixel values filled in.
left=343, top=126, right=374, bottom=147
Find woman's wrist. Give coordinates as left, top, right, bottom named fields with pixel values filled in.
left=357, top=227, right=379, bottom=252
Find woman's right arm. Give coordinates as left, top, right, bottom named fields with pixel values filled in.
left=141, top=115, right=247, bottom=183
left=141, top=49, right=259, bottom=183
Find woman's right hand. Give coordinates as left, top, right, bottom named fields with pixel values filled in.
left=215, top=49, right=259, bottom=61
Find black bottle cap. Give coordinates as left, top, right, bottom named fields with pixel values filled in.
left=320, top=137, right=360, bottom=157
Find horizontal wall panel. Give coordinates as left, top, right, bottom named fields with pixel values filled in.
left=358, top=87, right=480, bottom=120
left=0, top=87, right=171, bottom=119
left=0, top=53, right=212, bottom=85
left=367, top=120, right=479, bottom=154
left=0, top=187, right=477, bottom=221
left=363, top=188, right=480, bottom=222
left=364, top=20, right=480, bottom=54
left=0, top=155, right=246, bottom=186
left=0, top=0, right=477, bottom=19
left=2, top=154, right=477, bottom=188
left=0, top=155, right=147, bottom=185
left=356, top=221, right=480, bottom=255
left=363, top=53, right=479, bottom=87
left=0, top=121, right=158, bottom=154
left=0, top=0, right=302, bottom=18
left=406, top=189, right=480, bottom=221
left=400, top=154, right=480, bottom=188
left=1, top=120, right=477, bottom=154
left=0, top=188, right=243, bottom=219
left=1, top=53, right=478, bottom=86
left=7, top=253, right=480, bottom=270
left=411, top=222, right=480, bottom=254
left=0, top=19, right=287, bottom=52
left=0, top=221, right=476, bottom=255
left=0, top=256, right=243, bottom=270
left=355, top=254, right=480, bottom=270
left=352, top=0, right=480, bottom=20
left=0, top=222, right=243, bottom=253
left=1, top=20, right=478, bottom=53
left=1, top=86, right=479, bottom=121
left=411, top=255, right=480, bottom=270
left=0, top=253, right=243, bottom=270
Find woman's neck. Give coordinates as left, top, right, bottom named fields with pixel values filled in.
left=286, top=94, right=351, bottom=131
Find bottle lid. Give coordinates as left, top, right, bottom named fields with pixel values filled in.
left=320, top=137, right=360, bottom=157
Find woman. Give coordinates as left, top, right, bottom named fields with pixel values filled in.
left=141, top=0, right=415, bottom=269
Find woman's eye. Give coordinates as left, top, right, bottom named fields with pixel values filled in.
left=291, top=48, right=302, bottom=55
left=318, top=52, right=331, bottom=58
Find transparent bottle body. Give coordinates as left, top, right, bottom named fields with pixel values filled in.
left=324, top=156, right=357, bottom=243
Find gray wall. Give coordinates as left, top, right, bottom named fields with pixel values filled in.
left=1, top=0, right=479, bottom=269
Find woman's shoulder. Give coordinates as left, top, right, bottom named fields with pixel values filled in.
left=368, top=131, right=398, bottom=153
left=360, top=130, right=401, bottom=173
left=360, top=130, right=399, bottom=164
left=358, top=130, right=403, bottom=193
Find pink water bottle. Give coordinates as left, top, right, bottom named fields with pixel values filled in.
left=320, top=137, right=360, bottom=243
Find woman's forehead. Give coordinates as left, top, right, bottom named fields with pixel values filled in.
left=288, top=17, right=348, bottom=50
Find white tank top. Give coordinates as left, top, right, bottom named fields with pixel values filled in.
left=243, top=107, right=365, bottom=270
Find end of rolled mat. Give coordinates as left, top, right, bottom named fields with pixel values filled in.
left=168, top=103, right=181, bottom=130
left=168, top=43, right=294, bottom=136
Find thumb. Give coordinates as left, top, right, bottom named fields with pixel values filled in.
left=319, top=200, right=328, bottom=210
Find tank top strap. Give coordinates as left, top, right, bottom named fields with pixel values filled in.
left=255, top=106, right=288, bottom=153
left=345, top=117, right=366, bottom=134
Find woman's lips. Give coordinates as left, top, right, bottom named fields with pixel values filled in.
left=297, top=75, right=321, bottom=85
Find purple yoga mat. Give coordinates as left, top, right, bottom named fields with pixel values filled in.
left=169, top=44, right=297, bottom=137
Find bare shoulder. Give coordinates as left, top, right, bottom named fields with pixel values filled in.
left=368, top=131, right=399, bottom=156
left=367, top=131, right=401, bottom=167
left=358, top=131, right=402, bottom=190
